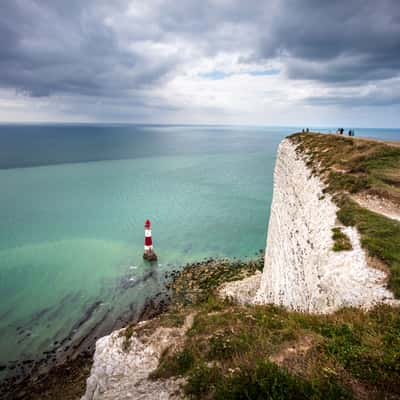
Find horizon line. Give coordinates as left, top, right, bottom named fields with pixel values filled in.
left=0, top=122, right=399, bottom=130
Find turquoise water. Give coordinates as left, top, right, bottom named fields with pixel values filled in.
left=0, top=124, right=399, bottom=380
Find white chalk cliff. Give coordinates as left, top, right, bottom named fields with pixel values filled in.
left=81, top=314, right=194, bottom=400
left=252, top=138, right=396, bottom=313
left=82, top=137, right=398, bottom=400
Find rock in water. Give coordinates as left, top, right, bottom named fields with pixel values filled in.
left=143, top=250, right=158, bottom=262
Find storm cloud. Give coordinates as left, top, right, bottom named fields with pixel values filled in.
left=0, top=0, right=399, bottom=123
left=0, top=1, right=181, bottom=97
left=263, top=0, right=400, bottom=84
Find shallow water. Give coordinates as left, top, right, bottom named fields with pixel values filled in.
left=0, top=124, right=399, bottom=377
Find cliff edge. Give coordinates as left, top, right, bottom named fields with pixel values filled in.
left=79, top=133, right=400, bottom=400
left=253, top=138, right=395, bottom=312
left=221, top=134, right=399, bottom=313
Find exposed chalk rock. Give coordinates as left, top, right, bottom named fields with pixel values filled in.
left=219, top=271, right=262, bottom=304
left=81, top=314, right=194, bottom=400
left=81, top=136, right=399, bottom=400
left=251, top=138, right=397, bottom=313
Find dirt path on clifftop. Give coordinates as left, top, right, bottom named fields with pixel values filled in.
left=352, top=136, right=400, bottom=148
left=349, top=136, right=400, bottom=222
left=352, top=193, right=400, bottom=222
left=353, top=136, right=400, bottom=222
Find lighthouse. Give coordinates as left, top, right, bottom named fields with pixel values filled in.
left=143, top=219, right=157, bottom=261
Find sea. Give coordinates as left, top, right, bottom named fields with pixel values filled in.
left=0, top=124, right=399, bottom=382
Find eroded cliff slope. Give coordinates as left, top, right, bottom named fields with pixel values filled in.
left=252, top=138, right=395, bottom=312
left=80, top=134, right=400, bottom=400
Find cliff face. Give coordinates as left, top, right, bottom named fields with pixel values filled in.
left=80, top=314, right=194, bottom=400
left=253, top=138, right=395, bottom=313
left=80, top=136, right=398, bottom=400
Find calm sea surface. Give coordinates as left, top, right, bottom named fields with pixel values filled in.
left=0, top=124, right=399, bottom=376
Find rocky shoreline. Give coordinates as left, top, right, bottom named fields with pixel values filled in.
left=1, top=283, right=171, bottom=399
left=5, top=132, right=400, bottom=400
left=2, top=255, right=264, bottom=400
left=80, top=255, right=264, bottom=400
left=79, top=246, right=400, bottom=400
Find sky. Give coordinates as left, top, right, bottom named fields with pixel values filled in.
left=0, top=0, right=399, bottom=127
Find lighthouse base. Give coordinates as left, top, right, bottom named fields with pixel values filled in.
left=143, top=249, right=158, bottom=262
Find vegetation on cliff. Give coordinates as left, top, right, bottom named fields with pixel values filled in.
left=146, top=134, right=400, bottom=399
left=17, top=133, right=399, bottom=399
left=148, top=258, right=400, bottom=399
left=331, top=227, right=353, bottom=252
left=290, top=133, right=400, bottom=202
left=290, top=133, right=400, bottom=298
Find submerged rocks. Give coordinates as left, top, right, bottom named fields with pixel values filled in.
left=143, top=250, right=158, bottom=262
left=168, top=258, right=263, bottom=305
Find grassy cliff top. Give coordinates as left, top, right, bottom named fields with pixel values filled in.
left=19, top=133, right=400, bottom=400
left=144, top=259, right=400, bottom=400
left=290, top=132, right=400, bottom=298
left=289, top=132, right=400, bottom=204
left=142, top=134, right=400, bottom=400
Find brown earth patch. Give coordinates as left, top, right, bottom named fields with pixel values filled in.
left=337, top=368, right=383, bottom=400
left=352, top=193, right=400, bottom=222
left=269, top=334, right=315, bottom=367
left=366, top=255, right=392, bottom=282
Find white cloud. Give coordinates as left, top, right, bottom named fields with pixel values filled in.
left=0, top=0, right=399, bottom=126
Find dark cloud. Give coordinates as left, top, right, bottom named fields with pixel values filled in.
left=0, top=0, right=179, bottom=98
left=305, top=83, right=400, bottom=107
left=0, top=0, right=399, bottom=118
left=258, top=0, right=400, bottom=83
left=306, top=94, right=400, bottom=107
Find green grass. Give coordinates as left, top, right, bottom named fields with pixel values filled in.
left=332, top=228, right=353, bottom=252
left=147, top=134, right=400, bottom=399
left=186, top=359, right=352, bottom=400
left=336, top=196, right=400, bottom=297
left=150, top=348, right=195, bottom=379
left=168, top=257, right=263, bottom=306
left=151, top=288, right=400, bottom=398
left=120, top=325, right=135, bottom=352
left=290, top=132, right=400, bottom=202
left=326, top=173, right=370, bottom=194
left=148, top=259, right=400, bottom=399
left=290, top=132, right=400, bottom=298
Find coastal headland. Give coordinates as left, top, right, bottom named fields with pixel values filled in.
left=6, top=132, right=400, bottom=399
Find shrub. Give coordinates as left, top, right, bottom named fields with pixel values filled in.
left=332, top=228, right=352, bottom=251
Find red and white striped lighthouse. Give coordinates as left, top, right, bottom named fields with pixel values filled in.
left=144, top=219, right=153, bottom=251
left=143, top=219, right=157, bottom=261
